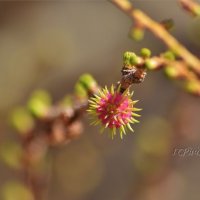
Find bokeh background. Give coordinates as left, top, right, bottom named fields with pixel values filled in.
left=1, top=0, right=200, bottom=200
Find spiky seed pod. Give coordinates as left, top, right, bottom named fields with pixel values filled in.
left=87, top=85, right=141, bottom=139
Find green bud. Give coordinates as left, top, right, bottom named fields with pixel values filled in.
left=10, top=107, right=34, bottom=134
left=164, top=66, right=179, bottom=78
left=27, top=90, right=51, bottom=118
left=185, top=80, right=200, bottom=95
left=78, top=74, right=97, bottom=91
left=145, top=59, right=157, bottom=70
left=130, top=54, right=139, bottom=65
left=141, top=48, right=151, bottom=58
left=123, top=51, right=139, bottom=66
left=163, top=51, right=175, bottom=60
left=123, top=51, right=133, bottom=66
left=131, top=27, right=144, bottom=41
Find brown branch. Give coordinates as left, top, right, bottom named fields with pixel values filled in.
left=17, top=81, right=101, bottom=199
left=21, top=101, right=87, bottom=199
left=180, top=0, right=200, bottom=16
left=110, top=0, right=200, bottom=77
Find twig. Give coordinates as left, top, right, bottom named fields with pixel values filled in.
left=180, top=0, right=200, bottom=16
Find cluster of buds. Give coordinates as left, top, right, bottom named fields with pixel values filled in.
left=120, top=50, right=148, bottom=93
left=120, top=49, right=200, bottom=97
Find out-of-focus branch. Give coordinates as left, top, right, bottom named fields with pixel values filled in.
left=180, top=0, right=200, bottom=16
left=111, top=0, right=200, bottom=77
left=10, top=74, right=100, bottom=200
left=21, top=99, right=89, bottom=200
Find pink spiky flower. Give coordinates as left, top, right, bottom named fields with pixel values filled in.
left=87, top=85, right=141, bottom=139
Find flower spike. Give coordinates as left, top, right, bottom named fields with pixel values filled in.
left=87, top=85, right=141, bottom=139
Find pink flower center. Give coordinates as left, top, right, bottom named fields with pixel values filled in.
left=96, top=92, right=132, bottom=128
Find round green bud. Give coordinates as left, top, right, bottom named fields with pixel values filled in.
left=10, top=107, right=34, bottom=134
left=144, top=59, right=157, bottom=70
left=123, top=51, right=139, bottom=66
left=130, top=54, right=139, bottom=65
left=164, top=66, right=178, bottom=78
left=163, top=51, right=175, bottom=60
left=131, top=28, right=144, bottom=41
left=185, top=80, right=200, bottom=95
left=141, top=48, right=151, bottom=58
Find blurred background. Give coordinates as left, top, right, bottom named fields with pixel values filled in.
left=1, top=0, right=200, bottom=200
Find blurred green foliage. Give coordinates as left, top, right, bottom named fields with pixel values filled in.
left=0, top=141, right=23, bottom=170
left=1, top=181, right=33, bottom=200
left=10, top=107, right=34, bottom=134
left=27, top=90, right=52, bottom=118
